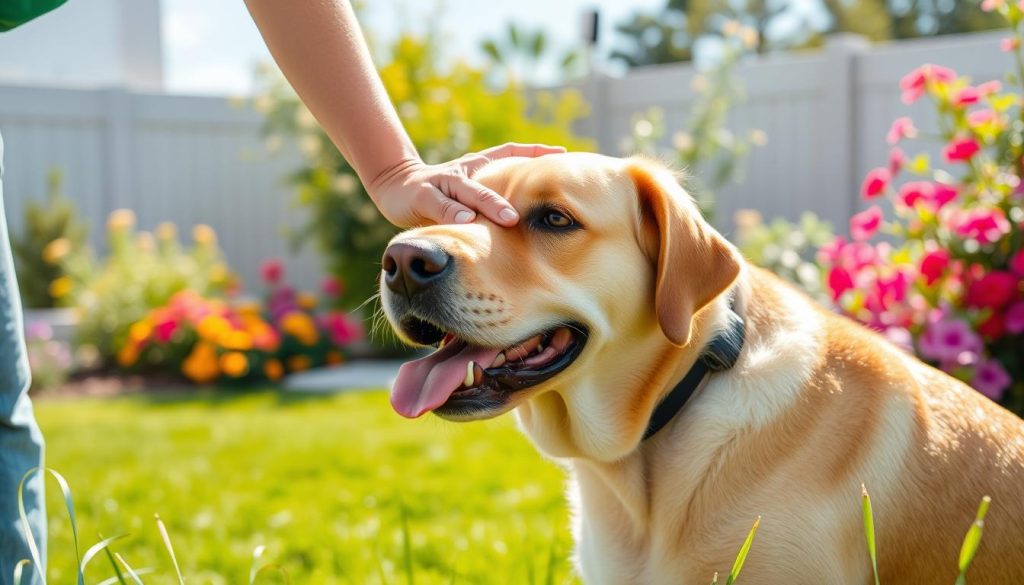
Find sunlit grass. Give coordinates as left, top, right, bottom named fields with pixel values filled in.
left=35, top=389, right=575, bottom=584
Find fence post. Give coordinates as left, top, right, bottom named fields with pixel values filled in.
left=579, top=72, right=611, bottom=154
left=102, top=88, right=134, bottom=213
left=820, top=34, right=870, bottom=227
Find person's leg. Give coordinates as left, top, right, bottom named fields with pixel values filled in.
left=0, top=132, right=46, bottom=584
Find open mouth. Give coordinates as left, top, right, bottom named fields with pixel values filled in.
left=390, top=319, right=588, bottom=419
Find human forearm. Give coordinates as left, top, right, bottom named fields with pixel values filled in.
left=243, top=0, right=416, bottom=197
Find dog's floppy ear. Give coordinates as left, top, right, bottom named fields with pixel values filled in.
left=628, top=158, right=741, bottom=347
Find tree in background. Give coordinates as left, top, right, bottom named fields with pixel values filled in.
left=611, top=0, right=1001, bottom=68
left=479, top=22, right=585, bottom=87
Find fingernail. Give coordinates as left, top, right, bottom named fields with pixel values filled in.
left=499, top=208, right=519, bottom=222
left=455, top=210, right=474, bottom=223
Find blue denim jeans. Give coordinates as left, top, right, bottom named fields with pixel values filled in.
left=0, top=132, right=46, bottom=585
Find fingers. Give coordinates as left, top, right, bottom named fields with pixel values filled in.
left=414, top=187, right=479, bottom=226
left=479, top=142, right=567, bottom=160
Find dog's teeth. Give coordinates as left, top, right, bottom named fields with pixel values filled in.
left=491, top=352, right=507, bottom=368
left=464, top=361, right=475, bottom=387
left=473, top=363, right=483, bottom=386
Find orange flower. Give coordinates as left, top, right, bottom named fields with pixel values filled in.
left=296, top=292, right=318, bottom=310
left=264, top=359, right=284, bottom=381
left=182, top=342, right=219, bottom=384
left=42, top=238, right=71, bottom=264
left=128, top=320, right=153, bottom=343
left=117, top=343, right=139, bottom=367
left=286, top=355, right=311, bottom=372
left=197, top=315, right=232, bottom=342
left=48, top=276, right=72, bottom=299
left=219, top=329, right=253, bottom=351
left=279, top=311, right=319, bottom=346
left=192, top=224, right=217, bottom=246
left=326, top=351, right=343, bottom=365
left=219, top=352, right=249, bottom=377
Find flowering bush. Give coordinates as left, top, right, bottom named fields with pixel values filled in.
left=57, top=210, right=236, bottom=364
left=115, top=259, right=362, bottom=385
left=25, top=321, right=72, bottom=390
left=818, top=5, right=1024, bottom=412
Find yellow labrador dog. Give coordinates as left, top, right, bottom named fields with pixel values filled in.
left=380, top=153, right=1024, bottom=584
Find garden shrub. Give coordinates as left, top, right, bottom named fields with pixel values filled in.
left=254, top=33, right=593, bottom=316
left=818, top=2, right=1024, bottom=413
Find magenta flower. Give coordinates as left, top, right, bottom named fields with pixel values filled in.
left=897, top=181, right=955, bottom=210
left=1006, top=301, right=1024, bottom=334
left=260, top=258, right=285, bottom=286
left=899, top=65, right=956, bottom=104
left=953, top=86, right=980, bottom=107
left=154, top=319, right=179, bottom=343
left=932, top=184, right=958, bottom=209
left=972, top=360, right=1011, bottom=400
left=321, top=312, right=363, bottom=346
left=965, top=271, right=1018, bottom=310
left=321, top=275, right=344, bottom=298
left=950, top=207, right=1011, bottom=244
left=886, top=117, right=917, bottom=144
left=861, top=167, right=890, bottom=199
left=1010, top=249, right=1024, bottom=277
left=827, top=266, right=854, bottom=301
left=943, top=137, right=981, bottom=162
left=919, top=249, right=950, bottom=285
left=850, top=206, right=883, bottom=241
left=918, top=317, right=983, bottom=364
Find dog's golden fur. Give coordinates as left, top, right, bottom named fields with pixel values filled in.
left=382, top=153, right=1024, bottom=583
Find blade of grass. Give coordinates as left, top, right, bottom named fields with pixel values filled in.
left=725, top=516, right=761, bottom=585
left=955, top=496, right=991, bottom=585
left=543, top=538, right=558, bottom=585
left=251, top=564, right=291, bottom=584
left=862, top=485, right=880, bottom=585
left=97, top=569, right=153, bottom=585
left=114, top=553, right=145, bottom=585
left=20, top=467, right=84, bottom=585
left=102, top=537, right=129, bottom=585
left=81, top=534, right=129, bottom=576
left=13, top=560, right=31, bottom=585
left=250, top=545, right=267, bottom=585
left=154, top=514, right=185, bottom=585
left=399, top=504, right=415, bottom=585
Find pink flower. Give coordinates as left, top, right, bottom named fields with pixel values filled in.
left=861, top=167, right=890, bottom=199
left=918, top=317, right=983, bottom=364
left=850, top=206, right=883, bottom=241
left=972, top=360, right=1011, bottom=400
left=977, top=80, right=1002, bottom=95
left=888, top=148, right=906, bottom=175
left=953, top=86, right=980, bottom=107
left=886, top=117, right=917, bottom=145
left=321, top=275, right=344, bottom=298
left=950, top=207, right=1011, bottom=244
left=884, top=327, right=914, bottom=353
left=965, top=271, right=1018, bottom=309
left=981, top=0, right=1004, bottom=10
left=900, top=65, right=957, bottom=104
left=968, top=109, right=996, bottom=127
left=154, top=319, right=179, bottom=343
left=321, top=312, right=363, bottom=346
left=932, top=184, right=958, bottom=209
left=1006, top=301, right=1024, bottom=334
left=827, top=266, right=854, bottom=301
left=818, top=236, right=847, bottom=266
left=943, top=137, right=981, bottom=162
left=1001, top=37, right=1020, bottom=52
left=1010, top=249, right=1024, bottom=277
left=920, top=249, right=950, bottom=285
left=898, top=182, right=931, bottom=208
left=978, top=312, right=1006, bottom=340
left=260, top=258, right=285, bottom=285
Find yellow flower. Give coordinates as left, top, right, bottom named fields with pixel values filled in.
left=197, top=315, right=232, bottom=342
left=49, top=276, right=72, bottom=299
left=235, top=301, right=262, bottom=318
left=192, top=224, right=217, bottom=246
left=117, top=344, right=139, bottom=367
left=42, top=238, right=71, bottom=264
left=219, top=329, right=253, bottom=351
left=279, top=311, right=319, bottom=346
left=107, top=209, right=136, bottom=232
left=286, top=355, right=311, bottom=372
left=296, top=292, right=318, bottom=310
left=129, top=320, right=153, bottom=343
left=155, top=222, right=177, bottom=241
left=219, top=352, right=249, bottom=377
left=208, top=263, right=230, bottom=284
left=264, top=359, right=284, bottom=381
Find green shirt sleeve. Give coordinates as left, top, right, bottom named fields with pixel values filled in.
left=0, top=0, right=67, bottom=32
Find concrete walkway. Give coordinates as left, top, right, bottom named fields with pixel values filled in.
left=283, top=359, right=403, bottom=393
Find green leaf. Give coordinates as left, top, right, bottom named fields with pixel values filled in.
left=480, top=40, right=502, bottom=63
left=81, top=534, right=128, bottom=576
left=725, top=516, right=760, bottom=585
left=13, top=560, right=31, bottom=585
left=21, top=467, right=84, bottom=585
left=113, top=553, right=145, bottom=585
left=155, top=514, right=185, bottom=585
left=957, top=496, right=992, bottom=581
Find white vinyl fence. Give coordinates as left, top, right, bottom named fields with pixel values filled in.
left=0, top=30, right=1012, bottom=291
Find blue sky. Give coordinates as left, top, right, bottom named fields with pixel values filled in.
left=162, top=0, right=664, bottom=95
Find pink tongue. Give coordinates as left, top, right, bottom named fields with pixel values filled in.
left=390, top=342, right=503, bottom=418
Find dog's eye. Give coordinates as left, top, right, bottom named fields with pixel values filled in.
left=542, top=211, right=574, bottom=229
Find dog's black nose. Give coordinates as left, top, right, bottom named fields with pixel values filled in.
left=382, top=241, right=452, bottom=297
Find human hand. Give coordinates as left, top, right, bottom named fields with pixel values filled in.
left=367, top=143, right=566, bottom=228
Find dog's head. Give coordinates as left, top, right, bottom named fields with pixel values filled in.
left=381, top=153, right=741, bottom=458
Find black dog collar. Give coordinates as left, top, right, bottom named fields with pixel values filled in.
left=642, top=301, right=745, bottom=441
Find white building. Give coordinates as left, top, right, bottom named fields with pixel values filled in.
left=0, top=0, right=163, bottom=90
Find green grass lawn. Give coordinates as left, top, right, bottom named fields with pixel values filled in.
left=34, top=388, right=577, bottom=584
